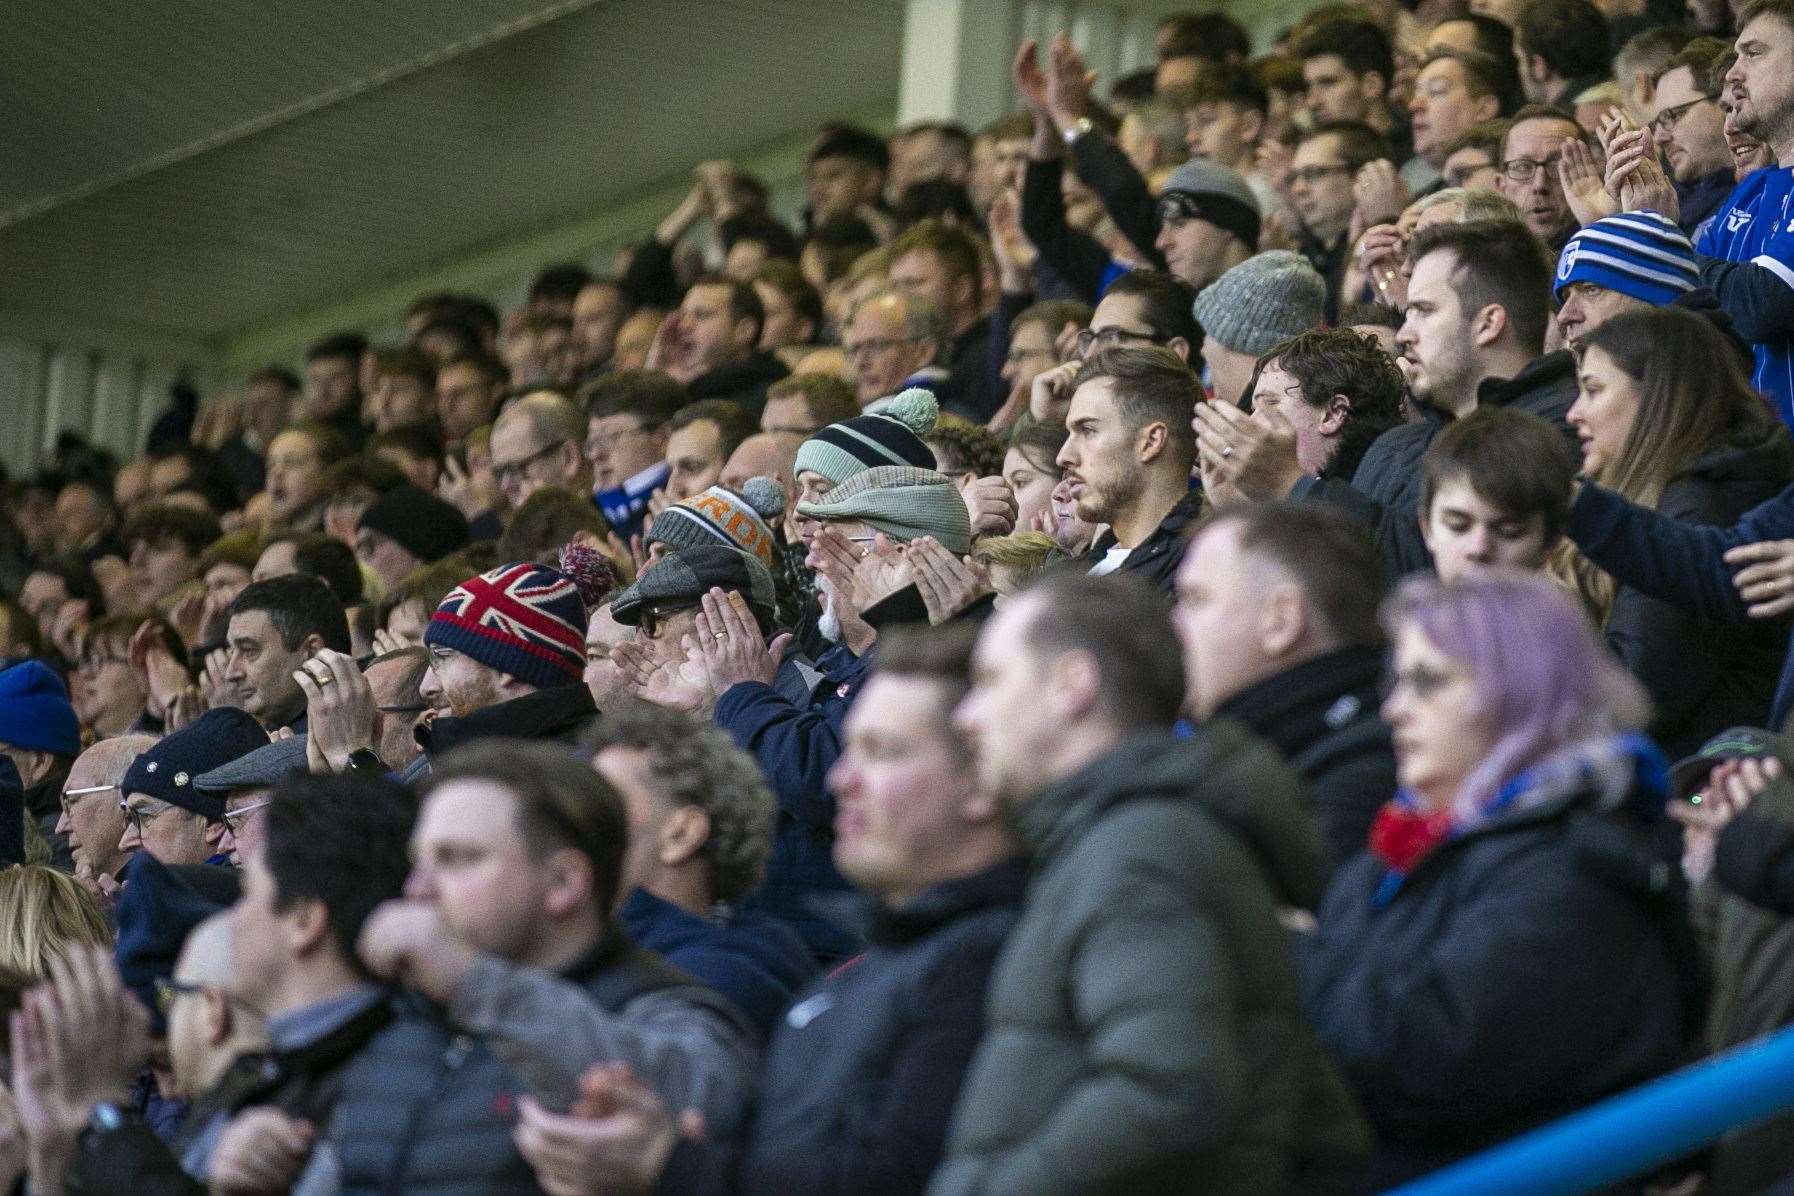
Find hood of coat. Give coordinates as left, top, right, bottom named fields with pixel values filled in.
left=1676, top=414, right=1794, bottom=499
left=1014, top=724, right=1333, bottom=910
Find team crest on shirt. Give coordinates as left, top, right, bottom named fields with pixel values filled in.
left=1726, top=209, right=1753, bottom=233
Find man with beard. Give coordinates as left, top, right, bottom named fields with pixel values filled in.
left=1058, top=345, right=1201, bottom=594
left=1698, top=0, right=1794, bottom=426
left=411, top=560, right=601, bottom=779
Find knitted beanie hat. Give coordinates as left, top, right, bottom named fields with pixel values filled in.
left=0, top=661, right=79, bottom=757
left=1554, top=211, right=1699, bottom=307
left=1159, top=159, right=1262, bottom=253
left=357, top=484, right=471, bottom=564
left=1192, top=251, right=1326, bottom=355
left=794, top=465, right=973, bottom=554
left=121, top=707, right=271, bottom=821
left=646, top=477, right=786, bottom=569
left=794, top=388, right=938, bottom=485
left=424, top=561, right=591, bottom=688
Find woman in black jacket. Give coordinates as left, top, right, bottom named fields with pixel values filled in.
left=1561, top=307, right=1794, bottom=758
left=1303, top=574, right=1698, bottom=1189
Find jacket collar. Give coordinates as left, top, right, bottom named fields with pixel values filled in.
left=418, top=683, right=596, bottom=754
left=1213, top=645, right=1385, bottom=760
left=869, top=856, right=1028, bottom=945
left=1086, top=487, right=1202, bottom=561
left=1476, top=349, right=1572, bottom=410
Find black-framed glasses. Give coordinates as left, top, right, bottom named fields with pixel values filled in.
left=843, top=336, right=923, bottom=361
left=1652, top=95, right=1715, bottom=135
left=1075, top=326, right=1169, bottom=357
left=1379, top=664, right=1463, bottom=702
left=1288, top=163, right=1356, bottom=185
left=584, top=422, right=648, bottom=458
left=1497, top=156, right=1564, bottom=183
left=492, top=440, right=570, bottom=485
left=640, top=601, right=700, bottom=640
left=120, top=797, right=174, bottom=836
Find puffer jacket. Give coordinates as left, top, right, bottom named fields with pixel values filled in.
left=1302, top=738, right=1697, bottom=1189
left=930, top=727, right=1368, bottom=1196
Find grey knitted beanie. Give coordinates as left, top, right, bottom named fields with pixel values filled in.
left=1190, top=251, right=1326, bottom=356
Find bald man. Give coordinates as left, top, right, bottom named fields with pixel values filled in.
left=488, top=390, right=593, bottom=508
left=721, top=431, right=800, bottom=497
left=166, top=914, right=270, bottom=1099
left=56, top=733, right=155, bottom=893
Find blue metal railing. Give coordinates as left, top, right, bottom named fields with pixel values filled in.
left=1390, top=1024, right=1794, bottom=1195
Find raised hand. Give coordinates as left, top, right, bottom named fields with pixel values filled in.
left=908, top=538, right=994, bottom=623
left=1350, top=159, right=1409, bottom=233
left=293, top=649, right=379, bottom=773
left=1726, top=540, right=1794, bottom=617
left=1557, top=138, right=1617, bottom=228
left=1029, top=359, right=1081, bottom=422
left=1045, top=32, right=1096, bottom=128
left=209, top=1108, right=317, bottom=1195
left=961, top=475, right=1018, bottom=537
left=1194, top=397, right=1306, bottom=505
left=692, top=588, right=791, bottom=693
left=514, top=1064, right=682, bottom=1196
left=1012, top=39, right=1052, bottom=118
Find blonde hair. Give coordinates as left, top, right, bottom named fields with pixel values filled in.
left=0, top=866, right=109, bottom=979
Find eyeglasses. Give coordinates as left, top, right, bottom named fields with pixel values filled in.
left=1288, top=164, right=1356, bottom=185
left=584, top=423, right=648, bottom=458
left=491, top=440, right=569, bottom=485
left=61, top=782, right=119, bottom=815
left=221, top=798, right=273, bottom=833
left=1075, top=326, right=1168, bottom=357
left=1497, top=156, right=1564, bottom=183
left=1652, top=95, right=1715, bottom=135
left=640, top=601, right=700, bottom=640
left=120, top=797, right=175, bottom=836
left=1380, top=664, right=1464, bottom=701
left=843, top=337, right=922, bottom=361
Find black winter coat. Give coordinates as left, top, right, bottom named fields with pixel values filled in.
left=1351, top=351, right=1579, bottom=575
left=1078, top=489, right=1202, bottom=597
left=1302, top=778, right=1693, bottom=1188
left=658, top=859, right=1026, bottom=1195
left=1214, top=646, right=1398, bottom=864
left=1602, top=419, right=1794, bottom=758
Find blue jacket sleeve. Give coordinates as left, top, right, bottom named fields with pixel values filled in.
left=1699, top=250, right=1794, bottom=344
left=1565, top=482, right=1794, bottom=623
left=714, top=682, right=845, bottom=828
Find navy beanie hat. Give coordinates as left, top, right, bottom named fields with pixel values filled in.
left=114, top=854, right=240, bottom=1034
left=122, top=708, right=270, bottom=822
left=0, top=661, right=80, bottom=757
left=358, top=484, right=472, bottom=565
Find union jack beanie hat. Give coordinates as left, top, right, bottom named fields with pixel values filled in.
left=424, top=561, right=589, bottom=688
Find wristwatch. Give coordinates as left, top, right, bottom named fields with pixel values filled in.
left=1061, top=116, right=1094, bottom=147
left=345, top=748, right=387, bottom=776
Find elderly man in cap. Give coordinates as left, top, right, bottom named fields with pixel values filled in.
left=663, top=467, right=976, bottom=959
left=193, top=734, right=309, bottom=866
left=118, top=708, right=269, bottom=867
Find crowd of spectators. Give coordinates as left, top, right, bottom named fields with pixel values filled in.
left=2, top=0, right=1794, bottom=1189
